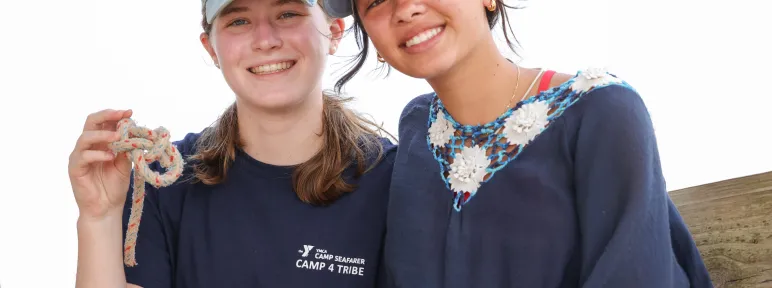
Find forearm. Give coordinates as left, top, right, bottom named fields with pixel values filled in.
left=75, top=210, right=128, bottom=288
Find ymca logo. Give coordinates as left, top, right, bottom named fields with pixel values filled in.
left=298, top=245, right=314, bottom=257
left=295, top=245, right=366, bottom=276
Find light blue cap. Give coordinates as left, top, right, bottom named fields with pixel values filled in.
left=203, top=0, right=323, bottom=24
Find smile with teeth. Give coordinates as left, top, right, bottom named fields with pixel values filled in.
left=405, top=27, right=443, bottom=48
left=248, top=61, right=295, bottom=75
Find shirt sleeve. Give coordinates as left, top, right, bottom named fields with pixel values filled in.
left=666, top=196, right=714, bottom=286
left=121, top=169, right=173, bottom=288
left=375, top=248, right=391, bottom=288
left=571, top=85, right=712, bottom=287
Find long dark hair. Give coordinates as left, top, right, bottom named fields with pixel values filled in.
left=333, top=0, right=526, bottom=93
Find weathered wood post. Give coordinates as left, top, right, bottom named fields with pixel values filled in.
left=669, top=171, right=772, bottom=287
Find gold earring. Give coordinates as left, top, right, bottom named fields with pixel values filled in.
left=377, top=52, right=385, bottom=63
left=487, top=0, right=496, bottom=11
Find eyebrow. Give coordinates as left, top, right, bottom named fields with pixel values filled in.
left=272, top=0, right=306, bottom=7
left=219, top=6, right=250, bottom=18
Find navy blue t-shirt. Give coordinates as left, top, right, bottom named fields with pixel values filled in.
left=382, top=70, right=713, bottom=288
left=121, top=131, right=396, bottom=288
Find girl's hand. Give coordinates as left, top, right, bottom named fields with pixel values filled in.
left=69, top=109, right=134, bottom=220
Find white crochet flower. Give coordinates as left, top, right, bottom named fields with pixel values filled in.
left=448, top=145, right=489, bottom=193
left=503, top=100, right=550, bottom=146
left=570, top=67, right=621, bottom=92
left=428, top=110, right=454, bottom=147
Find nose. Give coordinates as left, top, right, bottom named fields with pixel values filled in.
left=393, top=0, right=427, bottom=24
left=251, top=20, right=283, bottom=51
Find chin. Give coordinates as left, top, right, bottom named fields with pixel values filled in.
left=239, top=89, right=309, bottom=112
left=392, top=53, right=458, bottom=80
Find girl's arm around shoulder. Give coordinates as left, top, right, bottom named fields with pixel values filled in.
left=569, top=82, right=713, bottom=287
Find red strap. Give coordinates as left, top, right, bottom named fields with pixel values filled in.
left=538, top=70, right=556, bottom=93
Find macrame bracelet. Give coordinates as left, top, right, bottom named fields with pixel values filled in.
left=110, top=118, right=184, bottom=267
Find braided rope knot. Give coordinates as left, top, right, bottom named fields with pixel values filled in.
left=110, top=118, right=184, bottom=267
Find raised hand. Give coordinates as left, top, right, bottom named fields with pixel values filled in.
left=68, top=109, right=134, bottom=220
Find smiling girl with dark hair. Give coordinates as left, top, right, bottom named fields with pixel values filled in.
left=323, top=0, right=714, bottom=287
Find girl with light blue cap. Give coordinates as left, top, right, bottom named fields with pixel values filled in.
left=324, top=0, right=714, bottom=287
left=69, top=0, right=395, bottom=287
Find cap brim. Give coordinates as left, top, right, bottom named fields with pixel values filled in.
left=205, top=0, right=321, bottom=24
left=205, top=0, right=236, bottom=24
left=322, top=0, right=353, bottom=18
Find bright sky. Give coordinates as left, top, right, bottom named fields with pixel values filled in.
left=0, top=0, right=770, bottom=286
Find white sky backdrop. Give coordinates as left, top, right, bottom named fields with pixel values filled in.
left=0, top=0, right=770, bottom=286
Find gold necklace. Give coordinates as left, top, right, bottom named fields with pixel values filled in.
left=504, top=66, right=546, bottom=112
left=504, top=64, right=521, bottom=111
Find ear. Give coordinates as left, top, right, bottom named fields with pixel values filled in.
left=200, top=32, right=220, bottom=68
left=328, top=18, right=345, bottom=55
left=482, top=0, right=491, bottom=9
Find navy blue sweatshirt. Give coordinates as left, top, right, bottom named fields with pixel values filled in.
left=121, top=131, right=396, bottom=288
left=382, top=70, right=713, bottom=288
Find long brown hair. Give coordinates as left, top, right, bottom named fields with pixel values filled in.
left=191, top=4, right=391, bottom=206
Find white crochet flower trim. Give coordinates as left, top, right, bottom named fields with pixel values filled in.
left=428, top=110, right=454, bottom=147
left=570, top=67, right=621, bottom=92
left=503, top=100, right=550, bottom=146
left=448, top=145, right=490, bottom=194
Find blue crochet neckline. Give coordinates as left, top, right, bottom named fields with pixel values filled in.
left=425, top=70, right=631, bottom=211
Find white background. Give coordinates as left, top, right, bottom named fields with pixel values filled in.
left=0, top=0, right=770, bottom=286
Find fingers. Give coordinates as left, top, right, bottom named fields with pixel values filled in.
left=100, top=120, right=122, bottom=133
left=69, top=150, right=117, bottom=177
left=81, top=150, right=117, bottom=163
left=74, top=130, right=121, bottom=153
left=83, top=109, right=133, bottom=131
left=112, top=151, right=133, bottom=179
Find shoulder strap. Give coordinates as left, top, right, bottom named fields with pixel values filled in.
left=522, top=68, right=544, bottom=101
left=538, top=70, right=556, bottom=93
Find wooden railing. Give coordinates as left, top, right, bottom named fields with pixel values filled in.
left=669, top=171, right=772, bottom=287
